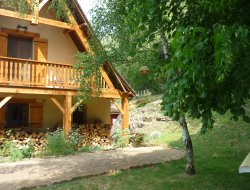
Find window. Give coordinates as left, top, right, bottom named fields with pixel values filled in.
left=7, top=36, right=33, bottom=59
left=6, top=103, right=29, bottom=128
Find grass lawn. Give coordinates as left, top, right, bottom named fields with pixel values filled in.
left=32, top=105, right=250, bottom=190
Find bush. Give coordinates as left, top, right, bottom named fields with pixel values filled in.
left=45, top=128, right=82, bottom=156
left=0, top=140, right=34, bottom=161
left=46, top=129, right=74, bottom=156
left=0, top=130, right=35, bottom=161
left=20, top=142, right=35, bottom=158
left=80, top=146, right=91, bottom=152
left=112, top=129, right=130, bottom=148
left=68, top=129, right=82, bottom=151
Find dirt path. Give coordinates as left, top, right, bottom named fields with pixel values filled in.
left=0, top=146, right=184, bottom=190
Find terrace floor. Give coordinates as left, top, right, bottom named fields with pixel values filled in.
left=0, top=146, right=184, bottom=190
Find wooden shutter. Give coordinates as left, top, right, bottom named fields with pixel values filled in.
left=0, top=106, right=6, bottom=129
left=0, top=31, right=8, bottom=57
left=34, top=38, right=48, bottom=61
left=29, top=103, right=43, bottom=128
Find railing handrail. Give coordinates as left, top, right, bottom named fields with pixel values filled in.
left=0, top=56, right=74, bottom=67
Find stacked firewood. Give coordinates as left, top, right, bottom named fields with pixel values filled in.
left=78, top=124, right=111, bottom=146
left=0, top=130, right=48, bottom=152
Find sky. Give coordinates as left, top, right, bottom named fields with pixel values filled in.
left=78, top=0, right=97, bottom=21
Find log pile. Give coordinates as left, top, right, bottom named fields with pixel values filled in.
left=0, top=124, right=112, bottom=153
left=78, top=124, right=111, bottom=146
left=0, top=130, right=48, bottom=152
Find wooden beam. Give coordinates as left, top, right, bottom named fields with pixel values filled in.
left=0, top=86, right=77, bottom=96
left=0, top=96, right=13, bottom=109
left=121, top=94, right=129, bottom=134
left=71, top=99, right=83, bottom=113
left=49, top=96, right=65, bottom=114
left=64, top=4, right=92, bottom=52
left=2, top=28, right=40, bottom=38
left=100, top=68, right=115, bottom=89
left=38, top=17, right=74, bottom=30
left=39, top=0, right=50, bottom=10
left=92, top=89, right=123, bottom=99
left=63, top=95, right=72, bottom=136
left=0, top=8, right=74, bottom=30
left=111, top=98, right=124, bottom=115
left=31, top=0, right=39, bottom=25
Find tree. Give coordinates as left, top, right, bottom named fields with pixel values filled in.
left=91, top=0, right=250, bottom=174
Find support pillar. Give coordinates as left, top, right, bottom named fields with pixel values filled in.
left=121, top=94, right=129, bottom=134
left=63, top=95, right=72, bottom=136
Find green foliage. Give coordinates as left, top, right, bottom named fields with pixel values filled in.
left=74, top=43, right=103, bottom=103
left=68, top=128, right=82, bottom=151
left=1, top=0, right=75, bottom=22
left=45, top=129, right=74, bottom=156
left=92, top=0, right=250, bottom=132
left=20, top=142, right=35, bottom=158
left=79, top=146, right=91, bottom=152
left=0, top=0, right=38, bottom=15
left=91, top=1, right=166, bottom=94
left=112, top=129, right=130, bottom=148
left=0, top=130, right=35, bottom=161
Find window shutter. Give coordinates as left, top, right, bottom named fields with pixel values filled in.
left=0, top=31, right=8, bottom=57
left=0, top=106, right=6, bottom=128
left=34, top=38, right=48, bottom=61
left=29, top=103, right=43, bottom=128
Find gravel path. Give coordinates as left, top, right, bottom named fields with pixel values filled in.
left=0, top=146, right=184, bottom=190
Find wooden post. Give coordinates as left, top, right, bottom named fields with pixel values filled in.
left=63, top=95, right=72, bottom=136
left=121, top=94, right=129, bottom=135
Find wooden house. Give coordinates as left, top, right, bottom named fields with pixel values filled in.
left=0, top=0, right=135, bottom=135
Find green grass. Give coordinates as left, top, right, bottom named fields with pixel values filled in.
left=31, top=105, right=250, bottom=190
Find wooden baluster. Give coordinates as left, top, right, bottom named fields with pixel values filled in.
left=9, top=61, right=13, bottom=82
left=58, top=65, right=61, bottom=87
left=64, top=66, right=68, bottom=87
left=0, top=59, right=3, bottom=82
left=42, top=63, right=46, bottom=86
left=18, top=62, right=23, bottom=83
left=14, top=61, right=17, bottom=82
left=4, top=60, right=7, bottom=82
left=31, top=63, right=36, bottom=85
left=54, top=64, right=57, bottom=86
left=36, top=63, right=39, bottom=85
left=27, top=63, right=31, bottom=85
left=23, top=62, right=27, bottom=84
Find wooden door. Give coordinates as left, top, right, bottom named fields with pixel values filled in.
left=29, top=103, right=43, bottom=128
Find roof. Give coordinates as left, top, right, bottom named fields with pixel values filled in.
left=68, top=0, right=136, bottom=97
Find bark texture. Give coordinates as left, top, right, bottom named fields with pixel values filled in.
left=179, top=116, right=195, bottom=175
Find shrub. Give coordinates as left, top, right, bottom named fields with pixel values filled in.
left=112, top=129, right=130, bottom=148
left=20, top=142, right=35, bottom=158
left=68, top=128, right=82, bottom=151
left=80, top=146, right=91, bottom=152
left=0, top=140, right=31, bottom=161
left=0, top=130, right=35, bottom=161
left=45, top=128, right=82, bottom=156
left=46, top=129, right=74, bottom=156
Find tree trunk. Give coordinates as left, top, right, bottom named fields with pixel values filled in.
left=158, top=27, right=195, bottom=175
left=159, top=28, right=168, bottom=60
left=179, top=116, right=195, bottom=175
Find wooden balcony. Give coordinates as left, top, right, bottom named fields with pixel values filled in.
left=0, top=56, right=109, bottom=90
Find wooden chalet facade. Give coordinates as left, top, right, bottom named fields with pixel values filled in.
left=0, top=0, right=135, bottom=135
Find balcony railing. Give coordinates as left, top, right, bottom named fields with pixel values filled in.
left=0, top=56, right=109, bottom=90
